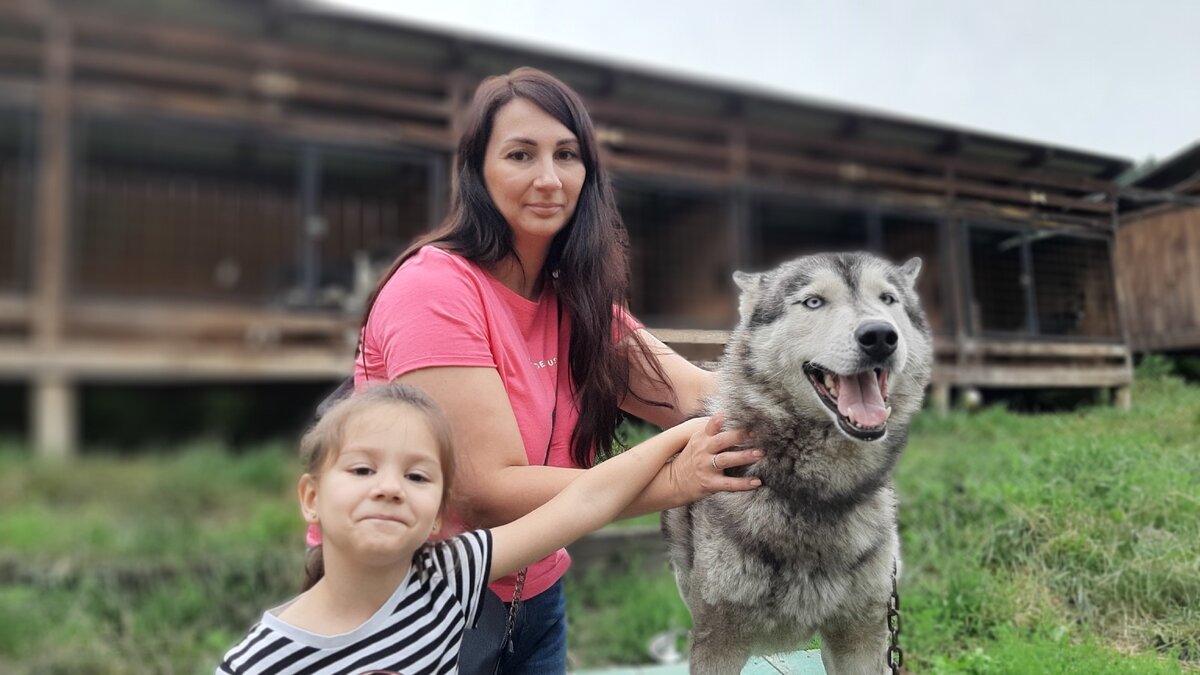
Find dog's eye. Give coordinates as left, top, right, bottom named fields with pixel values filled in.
left=881, top=293, right=898, bottom=306
left=800, top=296, right=824, bottom=309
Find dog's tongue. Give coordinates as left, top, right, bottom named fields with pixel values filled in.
left=836, top=372, right=888, bottom=428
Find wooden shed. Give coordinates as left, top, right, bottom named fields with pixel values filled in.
left=1114, top=142, right=1200, bottom=353
left=0, top=0, right=1135, bottom=453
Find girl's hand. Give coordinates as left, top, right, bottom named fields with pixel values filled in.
left=669, top=414, right=762, bottom=503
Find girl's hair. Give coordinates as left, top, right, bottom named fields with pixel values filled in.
left=300, top=382, right=456, bottom=590
left=361, top=67, right=671, bottom=467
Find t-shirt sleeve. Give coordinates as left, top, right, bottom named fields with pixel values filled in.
left=430, top=529, right=494, bottom=629
left=367, top=249, right=498, bottom=380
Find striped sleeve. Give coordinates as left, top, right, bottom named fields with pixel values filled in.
left=429, top=529, right=493, bottom=629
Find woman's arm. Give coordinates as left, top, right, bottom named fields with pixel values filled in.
left=619, top=328, right=717, bottom=429
left=488, top=416, right=760, bottom=581
left=396, top=366, right=759, bottom=527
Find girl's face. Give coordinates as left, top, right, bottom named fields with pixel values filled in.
left=482, top=97, right=586, bottom=255
left=300, top=404, right=445, bottom=567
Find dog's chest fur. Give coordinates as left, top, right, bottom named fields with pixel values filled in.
left=669, top=422, right=901, bottom=640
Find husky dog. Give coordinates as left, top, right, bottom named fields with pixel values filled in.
left=662, top=252, right=933, bottom=675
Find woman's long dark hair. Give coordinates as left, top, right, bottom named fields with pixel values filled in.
left=361, top=67, right=671, bottom=467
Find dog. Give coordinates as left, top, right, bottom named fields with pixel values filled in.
left=662, top=252, right=932, bottom=674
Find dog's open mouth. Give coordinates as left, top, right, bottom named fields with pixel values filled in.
left=803, top=363, right=891, bottom=441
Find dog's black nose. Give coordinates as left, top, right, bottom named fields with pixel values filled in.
left=856, top=322, right=898, bottom=360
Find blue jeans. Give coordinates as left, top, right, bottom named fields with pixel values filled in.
left=470, top=577, right=565, bottom=674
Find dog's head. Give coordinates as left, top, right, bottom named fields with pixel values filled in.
left=730, top=252, right=933, bottom=442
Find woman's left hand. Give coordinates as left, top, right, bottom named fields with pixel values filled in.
left=668, top=413, right=762, bottom=504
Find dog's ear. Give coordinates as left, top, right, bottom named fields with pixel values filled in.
left=732, top=271, right=762, bottom=292
left=732, top=271, right=764, bottom=321
left=898, top=257, right=922, bottom=288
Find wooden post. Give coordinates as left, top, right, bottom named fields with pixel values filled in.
left=1113, top=386, right=1132, bottom=411
left=31, top=15, right=76, bottom=456
left=930, top=383, right=951, bottom=415
left=32, top=374, right=76, bottom=459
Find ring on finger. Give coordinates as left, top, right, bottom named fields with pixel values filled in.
left=711, top=454, right=720, bottom=471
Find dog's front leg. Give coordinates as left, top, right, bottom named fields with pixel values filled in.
left=817, top=611, right=890, bottom=675
left=688, top=621, right=753, bottom=675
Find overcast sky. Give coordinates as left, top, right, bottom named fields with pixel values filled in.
left=322, top=0, right=1199, bottom=163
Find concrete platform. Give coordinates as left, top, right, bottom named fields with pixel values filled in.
left=574, top=650, right=826, bottom=674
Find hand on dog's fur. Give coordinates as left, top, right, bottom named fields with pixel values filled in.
left=668, top=413, right=762, bottom=504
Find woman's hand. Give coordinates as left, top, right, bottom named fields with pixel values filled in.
left=668, top=414, right=762, bottom=504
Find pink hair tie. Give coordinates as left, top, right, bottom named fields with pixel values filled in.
left=305, top=523, right=322, bottom=548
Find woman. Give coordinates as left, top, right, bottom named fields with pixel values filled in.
left=353, top=67, right=761, bottom=673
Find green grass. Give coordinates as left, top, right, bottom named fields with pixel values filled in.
left=1, top=374, right=1198, bottom=673
left=899, top=374, right=1200, bottom=671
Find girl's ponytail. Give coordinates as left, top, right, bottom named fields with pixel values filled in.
left=303, top=544, right=325, bottom=591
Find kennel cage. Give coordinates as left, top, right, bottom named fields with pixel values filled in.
left=966, top=224, right=1120, bottom=340
left=620, top=183, right=735, bottom=329
left=71, top=115, right=439, bottom=311
left=0, top=107, right=34, bottom=296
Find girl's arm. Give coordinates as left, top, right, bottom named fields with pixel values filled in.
left=487, top=416, right=760, bottom=581
left=396, top=366, right=759, bottom=528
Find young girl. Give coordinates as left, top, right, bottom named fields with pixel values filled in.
left=217, top=383, right=759, bottom=675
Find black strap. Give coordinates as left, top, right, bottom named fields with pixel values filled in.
left=496, top=291, right=563, bottom=668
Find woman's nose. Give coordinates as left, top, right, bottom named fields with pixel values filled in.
left=532, top=159, right=563, bottom=190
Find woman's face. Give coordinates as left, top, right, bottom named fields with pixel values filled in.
left=483, top=97, right=586, bottom=255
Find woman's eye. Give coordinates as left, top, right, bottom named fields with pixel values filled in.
left=802, top=297, right=824, bottom=309
left=881, top=293, right=898, bottom=305
left=555, top=148, right=579, bottom=161
left=507, top=150, right=531, bottom=161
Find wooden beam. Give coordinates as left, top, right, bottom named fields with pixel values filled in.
left=75, top=46, right=453, bottom=122
left=749, top=127, right=1117, bottom=195
left=933, top=365, right=1132, bottom=388
left=65, top=301, right=355, bottom=341
left=66, top=10, right=448, bottom=93
left=0, top=341, right=350, bottom=380
left=70, top=84, right=454, bottom=150
left=0, top=81, right=40, bottom=110
left=0, top=293, right=31, bottom=327
left=63, top=299, right=350, bottom=331
left=647, top=328, right=730, bottom=345
left=602, top=126, right=730, bottom=164
left=752, top=150, right=1111, bottom=214
left=0, top=34, right=42, bottom=64
left=957, top=339, right=1128, bottom=359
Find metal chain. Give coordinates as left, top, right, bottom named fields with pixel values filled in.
left=887, top=557, right=904, bottom=674
left=501, top=568, right=527, bottom=656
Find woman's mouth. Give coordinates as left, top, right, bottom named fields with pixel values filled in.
left=527, top=203, right=563, bottom=217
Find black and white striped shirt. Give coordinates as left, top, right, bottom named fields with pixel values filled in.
left=218, top=530, right=492, bottom=675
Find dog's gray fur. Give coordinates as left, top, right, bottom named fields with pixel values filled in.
left=662, top=252, right=932, bottom=675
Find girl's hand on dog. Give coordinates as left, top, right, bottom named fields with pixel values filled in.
left=670, top=413, right=763, bottom=503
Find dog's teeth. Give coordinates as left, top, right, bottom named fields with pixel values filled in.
left=846, top=409, right=856, bottom=424
left=824, top=373, right=834, bottom=390
left=885, top=406, right=893, bottom=420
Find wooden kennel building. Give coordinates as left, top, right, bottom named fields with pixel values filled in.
left=1115, top=142, right=1200, bottom=353
left=0, top=0, right=1135, bottom=454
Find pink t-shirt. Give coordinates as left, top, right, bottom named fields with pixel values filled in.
left=355, top=245, right=640, bottom=601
